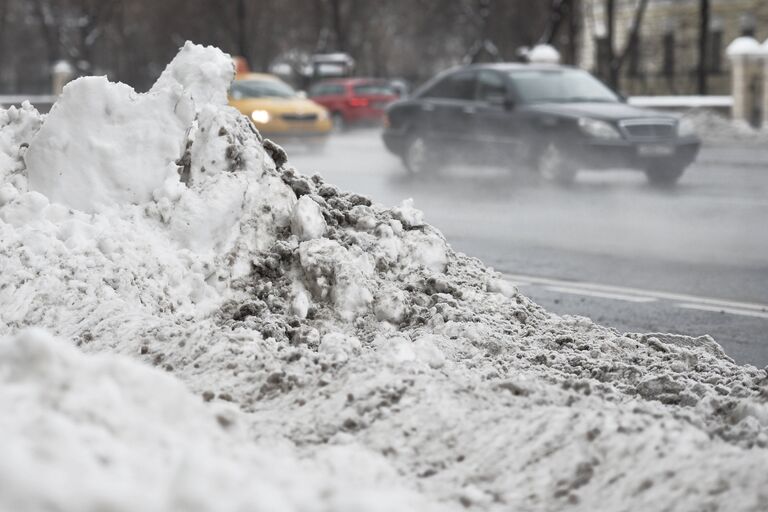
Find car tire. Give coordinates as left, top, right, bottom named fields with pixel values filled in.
left=403, top=134, right=440, bottom=176
left=536, top=142, right=577, bottom=185
left=331, top=112, right=346, bottom=132
left=645, top=164, right=685, bottom=187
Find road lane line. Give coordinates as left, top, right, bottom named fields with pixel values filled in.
left=677, top=303, right=768, bottom=319
left=544, top=286, right=657, bottom=303
left=504, top=273, right=768, bottom=312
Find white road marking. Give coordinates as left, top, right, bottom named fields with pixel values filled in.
left=677, top=303, right=768, bottom=319
left=545, top=286, right=657, bottom=303
left=505, top=273, right=768, bottom=317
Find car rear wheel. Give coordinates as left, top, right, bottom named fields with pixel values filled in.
left=645, top=164, right=685, bottom=187
left=537, top=142, right=577, bottom=185
left=403, top=134, right=440, bottom=176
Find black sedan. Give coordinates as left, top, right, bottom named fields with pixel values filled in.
left=382, top=64, right=700, bottom=185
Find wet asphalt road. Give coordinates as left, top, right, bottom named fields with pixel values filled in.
left=285, top=129, right=768, bottom=367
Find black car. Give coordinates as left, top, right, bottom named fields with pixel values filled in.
left=382, top=63, right=700, bottom=185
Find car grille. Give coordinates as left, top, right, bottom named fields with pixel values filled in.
left=620, top=120, right=675, bottom=139
left=282, top=113, right=318, bottom=122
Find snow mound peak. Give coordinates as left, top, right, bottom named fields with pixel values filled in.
left=25, top=76, right=194, bottom=212
left=151, top=41, right=236, bottom=108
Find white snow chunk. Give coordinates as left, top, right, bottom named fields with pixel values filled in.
left=391, top=198, right=424, bottom=228
left=25, top=76, right=194, bottom=212
left=487, top=278, right=518, bottom=298
left=291, top=195, right=326, bottom=241
left=298, top=239, right=374, bottom=321
left=374, top=285, right=409, bottom=324
left=528, top=44, right=561, bottom=64
left=0, top=102, right=43, bottom=189
left=151, top=41, right=235, bottom=108
left=413, top=335, right=446, bottom=369
left=318, top=332, right=362, bottom=363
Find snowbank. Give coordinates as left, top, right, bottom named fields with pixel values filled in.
left=1, top=42, right=767, bottom=511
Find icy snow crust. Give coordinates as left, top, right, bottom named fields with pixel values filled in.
left=1, top=42, right=767, bottom=511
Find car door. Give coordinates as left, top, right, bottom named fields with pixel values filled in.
left=472, top=69, right=525, bottom=164
left=418, top=70, right=478, bottom=154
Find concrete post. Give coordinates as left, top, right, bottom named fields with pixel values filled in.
left=52, top=60, right=74, bottom=96
left=726, top=37, right=762, bottom=126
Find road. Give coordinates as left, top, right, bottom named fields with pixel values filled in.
left=285, top=129, right=768, bottom=367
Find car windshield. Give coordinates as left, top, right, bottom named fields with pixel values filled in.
left=230, top=79, right=297, bottom=99
left=507, top=69, right=619, bottom=104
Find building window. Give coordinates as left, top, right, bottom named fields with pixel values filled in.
left=662, top=32, right=675, bottom=77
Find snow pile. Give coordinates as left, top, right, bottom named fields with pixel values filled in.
left=684, top=109, right=768, bottom=145
left=0, top=329, right=434, bottom=512
left=1, top=42, right=767, bottom=511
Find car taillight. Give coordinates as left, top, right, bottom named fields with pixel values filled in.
left=347, top=97, right=369, bottom=107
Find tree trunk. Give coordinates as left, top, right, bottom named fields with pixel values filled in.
left=237, top=0, right=248, bottom=58
left=697, top=0, right=709, bottom=95
left=605, top=0, right=616, bottom=88
left=330, top=0, right=346, bottom=52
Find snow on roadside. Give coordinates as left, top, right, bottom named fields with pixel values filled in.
left=1, top=42, right=767, bottom=511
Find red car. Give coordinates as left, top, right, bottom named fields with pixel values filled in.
left=309, top=79, right=398, bottom=130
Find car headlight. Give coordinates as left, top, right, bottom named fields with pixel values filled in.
left=251, top=110, right=271, bottom=124
left=317, top=108, right=329, bottom=120
left=578, top=117, right=622, bottom=139
left=677, top=117, right=697, bottom=138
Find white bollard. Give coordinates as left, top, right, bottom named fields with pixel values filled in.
left=726, top=37, right=765, bottom=127
left=52, top=60, right=74, bottom=96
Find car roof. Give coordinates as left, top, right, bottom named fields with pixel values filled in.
left=235, top=72, right=281, bottom=82
left=315, top=77, right=389, bottom=85
left=464, top=62, right=578, bottom=72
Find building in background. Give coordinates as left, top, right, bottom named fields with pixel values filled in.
left=579, top=0, right=768, bottom=95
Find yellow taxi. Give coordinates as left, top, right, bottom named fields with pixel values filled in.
left=229, top=73, right=332, bottom=148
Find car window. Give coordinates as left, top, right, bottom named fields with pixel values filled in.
left=507, top=69, right=619, bottom=104
left=231, top=79, right=297, bottom=99
left=421, top=71, right=476, bottom=100
left=353, top=83, right=395, bottom=96
left=310, top=84, right=344, bottom=96
left=476, top=71, right=507, bottom=102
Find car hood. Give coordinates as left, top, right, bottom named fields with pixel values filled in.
left=523, top=102, right=675, bottom=122
left=228, top=97, right=327, bottom=115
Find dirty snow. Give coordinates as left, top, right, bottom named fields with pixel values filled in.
left=1, top=42, right=767, bottom=511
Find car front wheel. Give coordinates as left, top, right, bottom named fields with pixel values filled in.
left=403, top=134, right=440, bottom=176
left=645, top=163, right=686, bottom=187
left=536, top=142, right=577, bottom=185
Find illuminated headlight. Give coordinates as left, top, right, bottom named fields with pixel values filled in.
left=251, top=110, right=271, bottom=124
left=677, top=117, right=697, bottom=137
left=578, top=117, right=622, bottom=139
